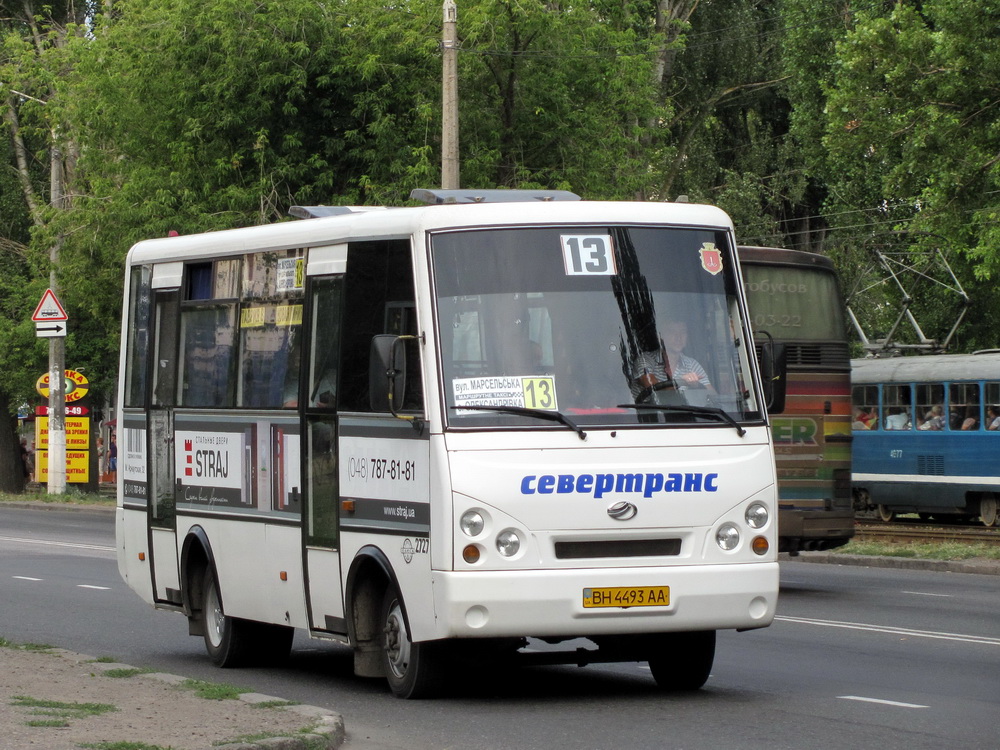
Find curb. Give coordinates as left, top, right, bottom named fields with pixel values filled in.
left=784, top=551, right=1000, bottom=576
left=50, top=648, right=346, bottom=750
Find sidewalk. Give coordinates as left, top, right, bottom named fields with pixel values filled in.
left=0, top=643, right=345, bottom=750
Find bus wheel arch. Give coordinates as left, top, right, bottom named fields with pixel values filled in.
left=346, top=547, right=399, bottom=679
left=180, top=526, right=215, bottom=631
left=180, top=528, right=292, bottom=667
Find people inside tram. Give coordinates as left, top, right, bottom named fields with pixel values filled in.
left=960, top=405, right=979, bottom=431
left=884, top=407, right=910, bottom=430
left=988, top=405, right=1000, bottom=431
left=853, top=408, right=874, bottom=429
left=918, top=404, right=945, bottom=430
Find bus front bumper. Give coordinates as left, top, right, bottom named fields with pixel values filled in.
left=429, top=561, right=778, bottom=640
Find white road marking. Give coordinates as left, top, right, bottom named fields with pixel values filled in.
left=12, top=576, right=43, bottom=581
left=77, top=585, right=111, bottom=590
left=0, top=535, right=114, bottom=553
left=775, top=615, right=1000, bottom=647
left=902, top=591, right=951, bottom=598
left=839, top=695, right=928, bottom=709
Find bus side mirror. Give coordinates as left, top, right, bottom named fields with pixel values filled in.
left=369, top=334, right=407, bottom=414
left=759, top=339, right=787, bottom=414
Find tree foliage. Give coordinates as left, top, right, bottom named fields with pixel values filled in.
left=3, top=0, right=1000, bottom=491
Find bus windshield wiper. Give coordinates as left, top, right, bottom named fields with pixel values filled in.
left=616, top=403, right=746, bottom=437
left=451, top=405, right=587, bottom=441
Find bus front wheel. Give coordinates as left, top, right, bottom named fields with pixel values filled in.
left=647, top=630, right=716, bottom=691
left=379, top=588, right=443, bottom=699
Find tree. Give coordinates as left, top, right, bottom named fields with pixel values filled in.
left=814, top=0, right=1000, bottom=349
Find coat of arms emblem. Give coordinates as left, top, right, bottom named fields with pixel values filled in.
left=699, top=243, right=723, bottom=275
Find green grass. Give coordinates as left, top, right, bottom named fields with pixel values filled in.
left=0, top=638, right=55, bottom=652
left=248, top=699, right=299, bottom=708
left=177, top=679, right=249, bottom=700
left=833, top=539, right=1000, bottom=561
left=81, top=743, right=177, bottom=750
left=102, top=667, right=154, bottom=678
left=11, top=694, right=117, bottom=727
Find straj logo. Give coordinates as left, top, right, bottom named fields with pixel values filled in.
left=401, top=538, right=414, bottom=564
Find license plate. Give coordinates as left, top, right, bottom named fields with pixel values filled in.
left=583, top=586, right=670, bottom=608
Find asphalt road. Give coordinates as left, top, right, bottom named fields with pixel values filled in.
left=1, top=503, right=998, bottom=750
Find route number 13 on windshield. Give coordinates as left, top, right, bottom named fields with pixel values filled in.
left=561, top=234, right=617, bottom=276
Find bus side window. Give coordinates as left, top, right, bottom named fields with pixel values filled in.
left=340, top=240, right=421, bottom=413
left=125, top=266, right=153, bottom=408
left=178, top=260, right=239, bottom=408
left=308, top=278, right=343, bottom=409
left=237, top=250, right=306, bottom=408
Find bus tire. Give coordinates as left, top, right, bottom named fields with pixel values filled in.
left=379, top=587, right=442, bottom=699
left=648, top=630, right=716, bottom=691
left=202, top=567, right=255, bottom=667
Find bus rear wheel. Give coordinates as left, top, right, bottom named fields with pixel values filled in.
left=201, top=568, right=293, bottom=667
left=647, top=630, right=716, bottom=691
left=379, top=588, right=443, bottom=699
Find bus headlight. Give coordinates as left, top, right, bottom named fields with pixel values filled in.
left=496, top=529, right=521, bottom=557
left=460, top=510, right=485, bottom=537
left=745, top=502, right=769, bottom=529
left=716, top=523, right=740, bottom=551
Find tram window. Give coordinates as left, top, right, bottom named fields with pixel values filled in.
left=882, top=384, right=912, bottom=430
left=852, top=385, right=879, bottom=430
left=949, top=383, right=981, bottom=430
left=915, top=383, right=945, bottom=431
left=985, top=383, right=1000, bottom=411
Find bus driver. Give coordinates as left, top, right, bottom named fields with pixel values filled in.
left=631, top=319, right=716, bottom=398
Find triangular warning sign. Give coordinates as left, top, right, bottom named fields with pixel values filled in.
left=32, top=288, right=69, bottom=322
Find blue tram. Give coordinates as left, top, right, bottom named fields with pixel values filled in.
left=851, top=353, right=1000, bottom=526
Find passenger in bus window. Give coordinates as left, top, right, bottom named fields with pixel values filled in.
left=885, top=407, right=910, bottom=430
left=987, top=405, right=1000, bottom=430
left=918, top=405, right=945, bottom=430
left=852, top=409, right=873, bottom=429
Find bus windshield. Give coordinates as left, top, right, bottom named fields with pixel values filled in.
left=431, top=225, right=762, bottom=428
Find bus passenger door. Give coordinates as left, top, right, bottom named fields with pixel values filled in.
left=148, top=287, right=181, bottom=604
left=303, top=274, right=347, bottom=634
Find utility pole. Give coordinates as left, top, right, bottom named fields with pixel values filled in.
left=441, top=0, right=459, bottom=189
left=47, top=246, right=67, bottom=494
left=47, top=141, right=66, bottom=494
